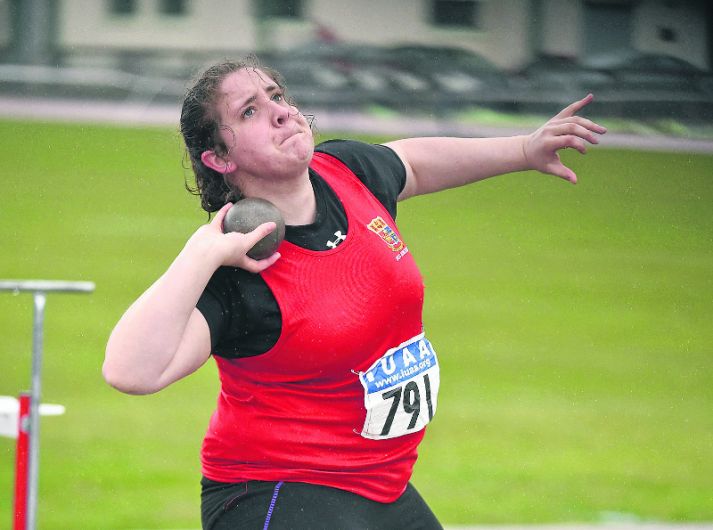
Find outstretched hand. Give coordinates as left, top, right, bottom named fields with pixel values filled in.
left=189, top=203, right=281, bottom=273
left=522, top=94, right=607, bottom=184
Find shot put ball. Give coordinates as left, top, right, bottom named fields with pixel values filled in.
left=223, top=198, right=286, bottom=260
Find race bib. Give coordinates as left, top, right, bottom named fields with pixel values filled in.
left=358, top=333, right=440, bottom=440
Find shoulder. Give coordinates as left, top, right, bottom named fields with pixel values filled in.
left=314, top=139, right=406, bottom=218
left=315, top=139, right=404, bottom=174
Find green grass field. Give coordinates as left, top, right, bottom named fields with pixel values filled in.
left=1, top=119, right=712, bottom=528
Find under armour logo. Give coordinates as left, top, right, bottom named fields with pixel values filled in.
left=326, top=230, right=347, bottom=249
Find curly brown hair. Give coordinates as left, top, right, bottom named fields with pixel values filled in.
left=180, top=57, right=289, bottom=213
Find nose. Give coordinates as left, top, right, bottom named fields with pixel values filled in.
left=270, top=99, right=290, bottom=127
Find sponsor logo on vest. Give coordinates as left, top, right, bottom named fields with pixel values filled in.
left=367, top=216, right=409, bottom=261
left=326, top=230, right=347, bottom=249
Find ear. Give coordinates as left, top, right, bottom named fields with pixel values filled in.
left=201, top=150, right=236, bottom=174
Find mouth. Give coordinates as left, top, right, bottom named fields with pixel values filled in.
left=280, top=130, right=305, bottom=145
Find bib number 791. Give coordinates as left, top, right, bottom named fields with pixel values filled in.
left=380, top=373, right=435, bottom=436
left=358, top=334, right=440, bottom=440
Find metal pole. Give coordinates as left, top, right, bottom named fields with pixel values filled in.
left=0, top=280, right=96, bottom=294
left=0, top=280, right=95, bottom=530
left=25, top=292, right=46, bottom=530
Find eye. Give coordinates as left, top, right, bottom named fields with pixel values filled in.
left=242, top=107, right=255, bottom=119
left=271, top=92, right=284, bottom=103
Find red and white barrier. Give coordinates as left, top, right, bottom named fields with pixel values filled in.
left=1, top=279, right=94, bottom=530
left=0, top=394, right=66, bottom=530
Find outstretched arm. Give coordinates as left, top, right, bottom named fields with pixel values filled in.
left=103, top=203, right=280, bottom=395
left=385, top=94, right=607, bottom=201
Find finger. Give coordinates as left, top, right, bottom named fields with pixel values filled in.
left=238, top=221, right=277, bottom=250
left=562, top=137, right=588, bottom=155
left=573, top=116, right=607, bottom=135
left=240, top=252, right=281, bottom=274
left=553, top=93, right=594, bottom=120
left=546, top=160, right=578, bottom=184
left=212, top=202, right=234, bottom=229
left=548, top=115, right=608, bottom=135
left=544, top=131, right=588, bottom=155
left=546, top=122, right=602, bottom=145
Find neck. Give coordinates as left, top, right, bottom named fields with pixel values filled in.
left=236, top=169, right=316, bottom=226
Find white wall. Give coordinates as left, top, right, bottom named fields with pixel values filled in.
left=540, top=0, right=581, bottom=58
left=634, top=1, right=709, bottom=69
left=479, top=0, right=530, bottom=69
left=51, top=0, right=709, bottom=71
left=59, top=0, right=256, bottom=52
left=56, top=0, right=531, bottom=70
left=282, top=0, right=529, bottom=69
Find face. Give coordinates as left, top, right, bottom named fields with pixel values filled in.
left=207, top=68, right=314, bottom=186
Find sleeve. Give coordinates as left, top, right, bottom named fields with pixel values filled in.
left=196, top=266, right=281, bottom=358
left=314, top=139, right=407, bottom=219
left=196, top=269, right=232, bottom=352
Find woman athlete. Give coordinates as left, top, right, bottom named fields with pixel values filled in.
left=104, top=57, right=606, bottom=529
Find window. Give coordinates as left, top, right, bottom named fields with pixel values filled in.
left=658, top=26, right=677, bottom=43
left=431, top=0, right=481, bottom=29
left=257, top=0, right=303, bottom=19
left=109, top=0, right=136, bottom=15
left=159, top=0, right=188, bottom=16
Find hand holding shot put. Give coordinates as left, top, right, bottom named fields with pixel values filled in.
left=182, top=202, right=281, bottom=274
left=104, top=57, right=605, bottom=529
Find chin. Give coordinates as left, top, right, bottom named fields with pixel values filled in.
left=297, top=138, right=315, bottom=162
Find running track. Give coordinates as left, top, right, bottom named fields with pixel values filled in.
left=2, top=95, right=713, bottom=154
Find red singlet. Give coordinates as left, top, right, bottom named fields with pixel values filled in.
left=201, top=152, right=427, bottom=502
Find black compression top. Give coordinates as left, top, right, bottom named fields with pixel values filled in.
left=196, top=140, right=407, bottom=358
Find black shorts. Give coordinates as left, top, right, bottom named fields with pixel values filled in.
left=201, top=478, right=443, bottom=530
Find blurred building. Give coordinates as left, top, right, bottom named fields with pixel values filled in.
left=1, top=0, right=712, bottom=121
left=0, top=0, right=710, bottom=72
